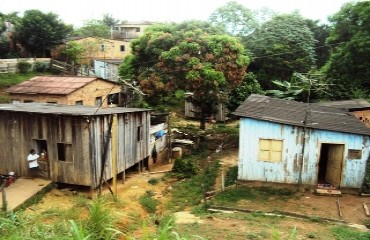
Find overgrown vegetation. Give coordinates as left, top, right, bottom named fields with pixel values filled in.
left=331, top=226, right=370, bottom=240
left=139, top=190, right=159, bottom=213
left=210, top=186, right=294, bottom=206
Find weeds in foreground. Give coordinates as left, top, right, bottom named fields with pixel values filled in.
left=331, top=226, right=370, bottom=240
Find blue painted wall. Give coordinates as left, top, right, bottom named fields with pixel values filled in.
left=238, top=118, right=370, bottom=188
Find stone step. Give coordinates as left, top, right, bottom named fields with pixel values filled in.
left=316, top=188, right=342, bottom=196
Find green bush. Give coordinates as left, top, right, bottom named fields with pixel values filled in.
left=17, top=61, right=32, bottom=73
left=172, top=157, right=197, bottom=178
left=148, top=177, right=159, bottom=185
left=34, top=61, right=47, bottom=72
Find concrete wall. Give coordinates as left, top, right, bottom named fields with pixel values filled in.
left=0, top=58, right=50, bottom=73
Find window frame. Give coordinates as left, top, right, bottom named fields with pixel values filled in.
left=258, top=138, right=283, bottom=163
left=57, top=142, right=73, bottom=162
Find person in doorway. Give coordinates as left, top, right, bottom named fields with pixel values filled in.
left=27, top=149, right=39, bottom=178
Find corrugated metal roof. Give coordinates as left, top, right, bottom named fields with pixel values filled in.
left=314, top=99, right=370, bottom=110
left=5, top=76, right=100, bottom=95
left=0, top=103, right=150, bottom=116
left=233, top=94, right=370, bottom=136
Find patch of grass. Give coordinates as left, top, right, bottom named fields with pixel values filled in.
left=225, top=166, right=238, bottom=187
left=0, top=72, right=45, bottom=88
left=211, top=187, right=257, bottom=205
left=309, top=216, right=322, bottom=223
left=139, top=191, right=159, bottom=213
left=148, top=177, right=159, bottom=185
left=332, top=226, right=370, bottom=240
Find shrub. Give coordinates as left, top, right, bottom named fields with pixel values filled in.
left=34, top=61, right=47, bottom=72
left=17, top=61, right=32, bottom=73
left=172, top=157, right=197, bottom=178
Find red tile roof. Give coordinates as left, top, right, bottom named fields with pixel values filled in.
left=6, top=76, right=98, bottom=95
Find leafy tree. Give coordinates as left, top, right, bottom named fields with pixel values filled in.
left=102, top=13, right=120, bottom=28
left=16, top=10, right=72, bottom=57
left=120, top=21, right=249, bottom=129
left=60, top=41, right=85, bottom=64
left=208, top=1, right=258, bottom=36
left=305, top=19, right=330, bottom=68
left=245, top=13, right=317, bottom=89
left=323, top=1, right=370, bottom=99
left=228, top=73, right=264, bottom=111
left=73, top=19, right=110, bottom=38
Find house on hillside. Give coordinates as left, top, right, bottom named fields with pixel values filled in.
left=113, top=21, right=155, bottom=40
left=51, top=37, right=130, bottom=64
left=0, top=103, right=151, bottom=188
left=6, top=76, right=121, bottom=107
left=94, top=59, right=122, bottom=82
left=233, top=94, right=370, bottom=193
left=314, top=99, right=370, bottom=128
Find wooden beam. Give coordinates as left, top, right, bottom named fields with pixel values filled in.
left=112, top=114, right=118, bottom=196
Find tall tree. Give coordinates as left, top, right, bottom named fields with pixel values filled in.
left=120, top=21, right=249, bottom=129
left=102, top=13, right=120, bottom=28
left=305, top=19, right=330, bottom=68
left=208, top=1, right=258, bottom=36
left=73, top=19, right=110, bottom=38
left=323, top=1, right=370, bottom=99
left=17, top=10, right=72, bottom=57
left=245, top=13, right=317, bottom=89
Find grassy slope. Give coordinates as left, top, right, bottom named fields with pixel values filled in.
left=0, top=72, right=48, bottom=103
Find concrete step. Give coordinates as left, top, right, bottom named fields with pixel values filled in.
left=316, top=188, right=342, bottom=196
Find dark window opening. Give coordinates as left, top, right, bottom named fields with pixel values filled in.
left=108, top=93, right=119, bottom=105
left=75, top=100, right=83, bottom=105
left=120, top=45, right=125, bottom=52
left=57, top=143, right=73, bottom=162
left=34, top=139, right=48, bottom=157
left=24, top=100, right=34, bottom=103
left=137, top=126, right=142, bottom=141
left=135, top=27, right=140, bottom=32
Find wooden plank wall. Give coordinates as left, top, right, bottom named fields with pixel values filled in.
left=0, top=112, right=92, bottom=186
left=90, top=111, right=150, bottom=188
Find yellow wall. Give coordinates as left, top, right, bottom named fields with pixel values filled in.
left=10, top=79, right=121, bottom=107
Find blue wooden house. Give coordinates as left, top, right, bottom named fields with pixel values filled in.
left=233, top=95, right=370, bottom=193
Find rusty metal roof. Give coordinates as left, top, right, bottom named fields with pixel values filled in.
left=233, top=94, right=370, bottom=136
left=314, top=99, right=370, bottom=111
left=0, top=103, right=150, bottom=116
left=5, top=76, right=101, bottom=95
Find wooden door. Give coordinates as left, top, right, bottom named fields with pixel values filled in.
left=325, top=144, right=344, bottom=187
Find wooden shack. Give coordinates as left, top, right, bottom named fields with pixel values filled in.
left=0, top=103, right=150, bottom=188
left=233, top=95, right=370, bottom=193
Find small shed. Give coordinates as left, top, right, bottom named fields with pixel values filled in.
left=94, top=59, right=122, bottom=82
left=184, top=92, right=228, bottom=122
left=6, top=76, right=121, bottom=107
left=233, top=94, right=370, bottom=192
left=0, top=103, right=150, bottom=188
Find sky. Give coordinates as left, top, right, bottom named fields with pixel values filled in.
left=1, top=0, right=355, bottom=27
